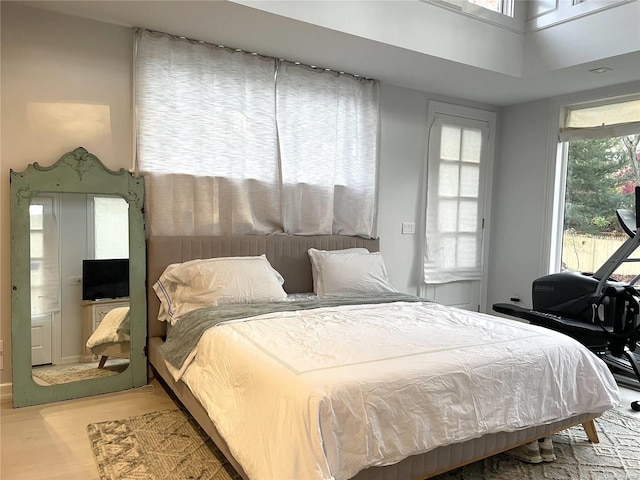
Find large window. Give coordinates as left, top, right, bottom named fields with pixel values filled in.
left=558, top=97, right=640, bottom=279
left=562, top=135, right=640, bottom=280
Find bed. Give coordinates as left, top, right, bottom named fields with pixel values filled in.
left=146, top=235, right=619, bottom=480
left=86, top=307, right=131, bottom=368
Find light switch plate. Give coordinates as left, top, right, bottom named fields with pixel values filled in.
left=402, top=221, right=415, bottom=234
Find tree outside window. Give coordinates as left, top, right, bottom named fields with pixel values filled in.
left=562, top=134, right=640, bottom=279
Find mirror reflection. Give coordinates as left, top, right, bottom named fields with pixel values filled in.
left=30, top=193, right=130, bottom=386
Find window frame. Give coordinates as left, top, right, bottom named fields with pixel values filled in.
left=546, top=87, right=640, bottom=275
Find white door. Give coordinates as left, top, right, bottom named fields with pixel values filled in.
left=31, top=313, right=52, bottom=366
left=422, top=102, right=495, bottom=311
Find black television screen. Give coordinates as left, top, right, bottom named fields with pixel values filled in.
left=82, top=258, right=129, bottom=301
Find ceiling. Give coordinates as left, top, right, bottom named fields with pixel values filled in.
left=19, top=0, right=640, bottom=107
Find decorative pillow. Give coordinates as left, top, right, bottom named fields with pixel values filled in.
left=153, top=255, right=287, bottom=324
left=308, top=247, right=369, bottom=294
left=307, top=249, right=397, bottom=296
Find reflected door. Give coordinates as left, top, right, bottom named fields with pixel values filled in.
left=31, top=313, right=52, bottom=366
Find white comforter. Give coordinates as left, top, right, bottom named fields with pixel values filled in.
left=178, top=301, right=620, bottom=480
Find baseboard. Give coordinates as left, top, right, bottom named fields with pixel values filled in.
left=0, top=382, right=13, bottom=404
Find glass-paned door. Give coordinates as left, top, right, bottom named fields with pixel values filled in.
left=423, top=102, right=495, bottom=311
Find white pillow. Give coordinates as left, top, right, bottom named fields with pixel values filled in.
left=307, top=249, right=397, bottom=296
left=308, top=247, right=369, bottom=294
left=153, top=255, right=287, bottom=324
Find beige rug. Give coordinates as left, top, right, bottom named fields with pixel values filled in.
left=87, top=408, right=640, bottom=480
left=32, top=359, right=129, bottom=385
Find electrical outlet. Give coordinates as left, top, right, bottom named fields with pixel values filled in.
left=68, top=276, right=82, bottom=286
left=401, top=221, right=415, bottom=235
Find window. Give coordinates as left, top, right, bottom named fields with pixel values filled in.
left=428, top=0, right=514, bottom=18
left=555, top=96, right=640, bottom=279
left=90, top=195, right=129, bottom=259
left=468, top=0, right=513, bottom=16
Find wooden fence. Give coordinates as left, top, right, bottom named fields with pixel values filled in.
left=563, top=232, right=640, bottom=275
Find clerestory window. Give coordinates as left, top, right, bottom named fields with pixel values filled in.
left=429, top=0, right=515, bottom=18
left=468, top=0, right=513, bottom=17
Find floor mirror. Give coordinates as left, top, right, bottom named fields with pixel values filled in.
left=10, top=147, right=147, bottom=407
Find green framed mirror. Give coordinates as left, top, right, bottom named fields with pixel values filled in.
left=10, top=147, right=147, bottom=407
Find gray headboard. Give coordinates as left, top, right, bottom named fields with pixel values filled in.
left=146, top=235, right=380, bottom=339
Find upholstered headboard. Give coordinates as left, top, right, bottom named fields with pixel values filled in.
left=146, top=235, right=380, bottom=338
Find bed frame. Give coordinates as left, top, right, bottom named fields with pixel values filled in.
left=146, top=235, right=601, bottom=480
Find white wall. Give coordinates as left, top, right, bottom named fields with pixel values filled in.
left=486, top=80, right=640, bottom=315
left=378, top=84, right=429, bottom=294
left=486, top=98, right=554, bottom=311
left=235, top=0, right=524, bottom=77
left=1, top=3, right=133, bottom=385
left=524, top=0, right=640, bottom=75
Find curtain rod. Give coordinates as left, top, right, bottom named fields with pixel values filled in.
left=135, top=27, right=376, bottom=83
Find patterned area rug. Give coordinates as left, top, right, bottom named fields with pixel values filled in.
left=87, top=409, right=242, bottom=480
left=32, top=359, right=129, bottom=385
left=87, top=408, right=639, bottom=480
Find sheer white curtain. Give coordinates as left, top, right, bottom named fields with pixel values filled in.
left=276, top=62, right=379, bottom=236
left=135, top=29, right=379, bottom=238
left=136, top=29, right=281, bottom=236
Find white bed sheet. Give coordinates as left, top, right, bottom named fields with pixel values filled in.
left=178, top=301, right=620, bottom=480
left=86, top=306, right=130, bottom=349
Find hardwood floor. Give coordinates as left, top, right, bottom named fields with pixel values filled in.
left=1, top=378, right=637, bottom=480
left=0, top=378, right=177, bottom=480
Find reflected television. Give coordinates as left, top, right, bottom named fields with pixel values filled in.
left=82, top=258, right=129, bottom=301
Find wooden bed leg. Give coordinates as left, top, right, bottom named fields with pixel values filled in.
left=582, top=420, right=599, bottom=443
left=98, top=356, right=108, bottom=369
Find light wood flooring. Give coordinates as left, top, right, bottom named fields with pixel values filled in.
left=0, top=378, right=178, bottom=480
left=1, top=379, right=638, bottom=480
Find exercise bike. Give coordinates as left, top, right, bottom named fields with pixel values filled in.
left=494, top=188, right=640, bottom=411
